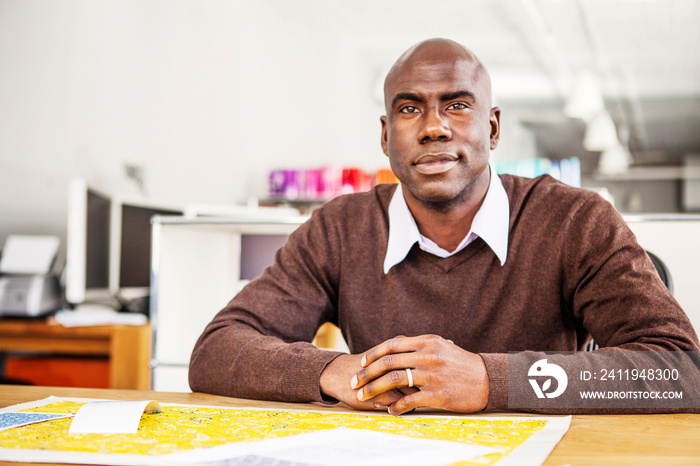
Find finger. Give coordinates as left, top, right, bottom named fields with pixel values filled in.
left=365, top=389, right=404, bottom=409
left=388, top=389, right=430, bottom=416
left=352, top=353, right=415, bottom=389
left=397, top=387, right=420, bottom=396
left=397, top=387, right=420, bottom=414
left=361, top=334, right=452, bottom=368
left=357, top=368, right=418, bottom=401
left=360, top=335, right=415, bottom=368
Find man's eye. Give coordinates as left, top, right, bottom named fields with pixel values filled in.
left=399, top=106, right=418, bottom=114
left=448, top=102, right=468, bottom=110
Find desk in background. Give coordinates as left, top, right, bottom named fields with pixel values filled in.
left=0, top=385, right=698, bottom=466
left=0, top=320, right=150, bottom=390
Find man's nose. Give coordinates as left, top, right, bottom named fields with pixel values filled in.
left=418, top=109, right=452, bottom=143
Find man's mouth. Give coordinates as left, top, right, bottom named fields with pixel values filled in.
left=413, top=153, right=459, bottom=175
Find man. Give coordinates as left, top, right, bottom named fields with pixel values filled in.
left=189, top=39, right=698, bottom=414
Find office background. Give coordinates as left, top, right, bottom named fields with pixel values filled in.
left=1, top=0, right=699, bottom=253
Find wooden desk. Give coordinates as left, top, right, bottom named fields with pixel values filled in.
left=0, top=385, right=698, bottom=466
left=0, top=320, right=150, bottom=390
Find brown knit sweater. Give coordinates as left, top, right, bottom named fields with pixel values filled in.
left=189, top=175, right=699, bottom=412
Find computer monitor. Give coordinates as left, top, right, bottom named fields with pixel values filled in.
left=110, top=199, right=183, bottom=301
left=240, top=234, right=291, bottom=280
left=65, top=178, right=113, bottom=305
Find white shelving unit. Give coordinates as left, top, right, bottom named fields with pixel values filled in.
left=149, top=216, right=307, bottom=392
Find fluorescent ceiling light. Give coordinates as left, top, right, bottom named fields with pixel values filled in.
left=565, top=71, right=605, bottom=120
left=584, top=111, right=619, bottom=151
left=598, top=142, right=632, bottom=175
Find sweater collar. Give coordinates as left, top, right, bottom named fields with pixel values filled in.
left=383, top=164, right=510, bottom=274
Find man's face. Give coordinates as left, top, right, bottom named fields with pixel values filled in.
left=381, top=51, right=500, bottom=206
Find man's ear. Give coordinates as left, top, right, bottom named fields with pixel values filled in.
left=380, top=115, right=389, bottom=156
left=489, top=107, right=501, bottom=150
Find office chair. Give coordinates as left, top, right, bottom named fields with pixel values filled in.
left=585, top=250, right=674, bottom=352
left=645, top=250, right=674, bottom=295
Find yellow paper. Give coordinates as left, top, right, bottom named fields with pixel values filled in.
left=0, top=399, right=557, bottom=466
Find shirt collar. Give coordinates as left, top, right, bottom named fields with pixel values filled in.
left=383, top=164, right=510, bottom=274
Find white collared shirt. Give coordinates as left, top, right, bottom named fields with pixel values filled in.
left=383, top=164, right=510, bottom=274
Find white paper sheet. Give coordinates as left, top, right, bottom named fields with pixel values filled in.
left=0, top=235, right=60, bottom=274
left=55, top=308, right=148, bottom=327
left=495, top=416, right=572, bottom=466
left=165, top=428, right=501, bottom=466
left=69, top=400, right=162, bottom=434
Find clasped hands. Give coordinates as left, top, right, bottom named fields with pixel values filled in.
left=319, top=335, right=490, bottom=416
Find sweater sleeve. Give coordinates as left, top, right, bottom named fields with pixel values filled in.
left=188, top=206, right=345, bottom=403
left=482, top=193, right=700, bottom=413
left=564, top=193, right=698, bottom=353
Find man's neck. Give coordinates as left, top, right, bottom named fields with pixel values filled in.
left=403, top=169, right=490, bottom=253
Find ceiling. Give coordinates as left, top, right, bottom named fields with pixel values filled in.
left=270, top=0, right=700, bottom=174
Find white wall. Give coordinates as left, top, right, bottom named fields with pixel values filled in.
left=0, top=1, right=382, bottom=249
left=0, top=0, right=543, bottom=255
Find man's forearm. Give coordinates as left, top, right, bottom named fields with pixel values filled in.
left=189, top=323, right=342, bottom=402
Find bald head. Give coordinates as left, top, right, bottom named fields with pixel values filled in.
left=384, top=38, right=492, bottom=111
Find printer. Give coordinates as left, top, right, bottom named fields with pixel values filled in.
left=0, top=235, right=62, bottom=317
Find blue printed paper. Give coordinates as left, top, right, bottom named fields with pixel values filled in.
left=0, top=412, right=72, bottom=432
